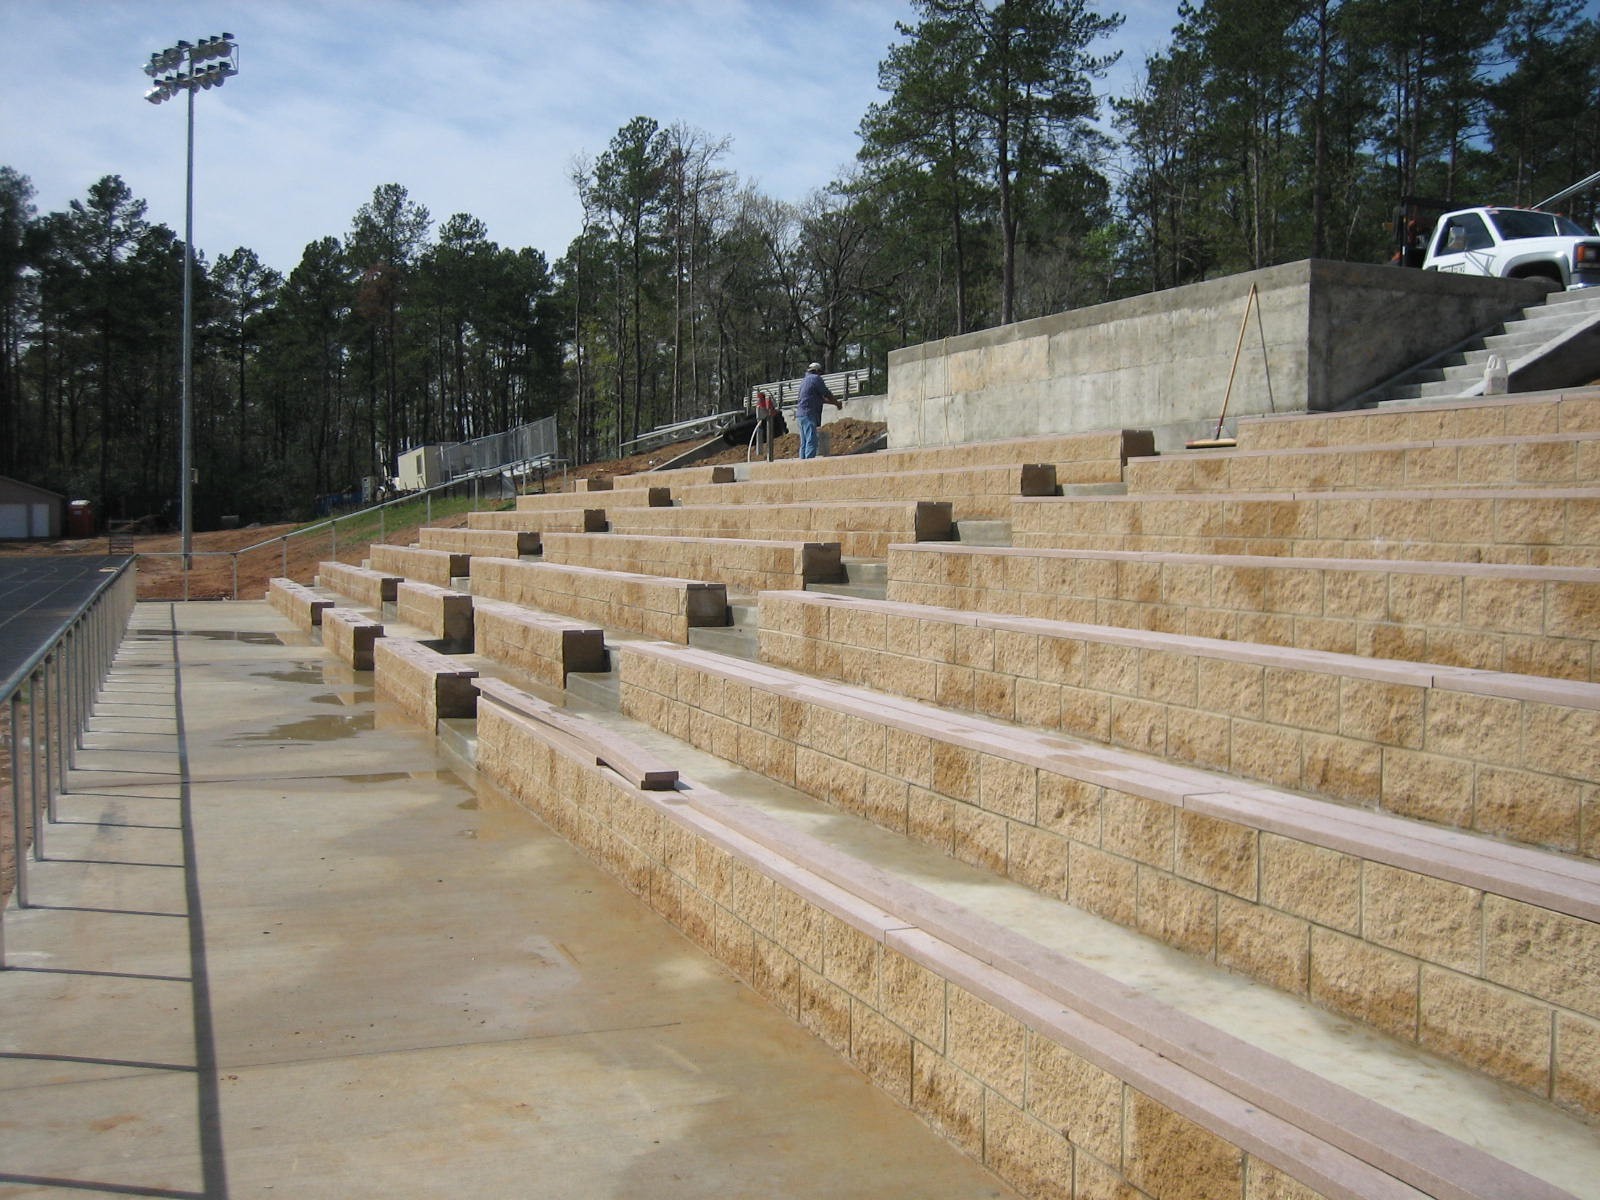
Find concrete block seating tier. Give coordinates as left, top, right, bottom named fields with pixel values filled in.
left=1010, top=486, right=1600, bottom=567
left=671, top=463, right=1060, bottom=522
left=322, top=606, right=383, bottom=670
left=316, top=560, right=401, bottom=609
left=266, top=577, right=332, bottom=630
left=367, top=543, right=471, bottom=588
left=1235, top=388, right=1600, bottom=452
left=516, top=485, right=669, bottom=510
left=467, top=507, right=607, bottom=534
left=473, top=672, right=1589, bottom=1200
left=471, top=599, right=607, bottom=689
left=611, top=464, right=734, bottom=488
left=1125, top=432, right=1600, bottom=495
left=607, top=500, right=954, bottom=560
left=394, top=580, right=474, bottom=646
left=885, top=543, right=1600, bottom=682
left=742, top=427, right=1150, bottom=486
left=468, top=556, right=728, bottom=644
left=538, top=531, right=844, bottom=593
left=755, top=589, right=1600, bottom=857
left=417, top=526, right=539, bottom=558
left=373, top=637, right=478, bottom=730
left=616, top=638, right=1600, bottom=1119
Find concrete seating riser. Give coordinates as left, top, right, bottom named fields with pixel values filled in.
left=322, top=606, right=382, bottom=670
left=517, top=486, right=667, bottom=510
left=1237, top=392, right=1600, bottom=451
left=1126, top=433, right=1600, bottom=494
left=418, top=526, right=539, bottom=557
left=373, top=637, right=477, bottom=729
left=395, top=580, right=474, bottom=645
left=616, top=638, right=1600, bottom=1115
left=316, top=561, right=400, bottom=609
left=267, top=577, right=331, bottom=629
left=744, top=428, right=1142, bottom=484
left=472, top=599, right=606, bottom=688
left=1012, top=489, right=1600, bottom=568
left=886, top=544, right=1600, bottom=683
left=673, top=463, right=1058, bottom=520
left=368, top=544, right=470, bottom=587
left=468, top=508, right=606, bottom=534
left=539, top=531, right=843, bottom=592
left=757, top=589, right=1600, bottom=857
left=612, top=465, right=734, bottom=488
left=469, top=556, right=727, bottom=644
left=608, top=500, right=953, bottom=559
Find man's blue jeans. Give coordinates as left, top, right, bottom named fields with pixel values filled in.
left=798, top=412, right=820, bottom=459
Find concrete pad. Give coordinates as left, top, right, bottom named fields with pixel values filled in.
left=0, top=601, right=1020, bottom=1199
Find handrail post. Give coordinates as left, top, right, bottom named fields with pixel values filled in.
left=10, top=691, right=26, bottom=912
left=232, top=553, right=239, bottom=601
left=42, top=655, right=54, bottom=825
left=29, top=668, right=43, bottom=862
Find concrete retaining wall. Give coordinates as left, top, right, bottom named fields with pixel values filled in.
left=886, top=261, right=1550, bottom=451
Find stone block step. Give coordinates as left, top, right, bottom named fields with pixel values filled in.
left=1236, top=388, right=1599, bottom=451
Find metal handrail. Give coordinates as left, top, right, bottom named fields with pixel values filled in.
left=2, top=559, right=137, bottom=965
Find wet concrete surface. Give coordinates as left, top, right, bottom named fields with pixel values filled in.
left=0, top=601, right=1018, bottom=1199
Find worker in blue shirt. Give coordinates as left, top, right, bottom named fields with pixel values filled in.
left=796, top=363, right=843, bottom=459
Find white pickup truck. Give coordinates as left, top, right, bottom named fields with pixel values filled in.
left=1421, top=206, right=1600, bottom=288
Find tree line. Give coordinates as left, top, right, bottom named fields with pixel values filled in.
left=1, top=0, right=1594, bottom=528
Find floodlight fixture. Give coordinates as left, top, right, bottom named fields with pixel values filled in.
left=139, top=33, right=241, bottom=568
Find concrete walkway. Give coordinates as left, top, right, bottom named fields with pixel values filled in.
left=0, top=601, right=1017, bottom=1199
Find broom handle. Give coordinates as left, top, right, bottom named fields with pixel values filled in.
left=1214, top=283, right=1257, bottom=439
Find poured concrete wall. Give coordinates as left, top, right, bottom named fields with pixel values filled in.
left=886, top=260, right=1550, bottom=451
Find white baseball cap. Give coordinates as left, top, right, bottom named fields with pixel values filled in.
left=807, top=362, right=822, bottom=372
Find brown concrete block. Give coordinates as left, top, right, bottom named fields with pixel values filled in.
left=1260, top=834, right=1360, bottom=934
left=934, top=662, right=976, bottom=710
left=1300, top=732, right=1383, bottom=805
left=851, top=1002, right=913, bottom=1104
left=1264, top=566, right=1324, bottom=616
left=1425, top=689, right=1523, bottom=768
left=1419, top=967, right=1551, bottom=1094
left=1007, top=824, right=1070, bottom=898
left=1229, top=718, right=1304, bottom=790
left=1309, top=928, right=1419, bottom=1040
left=1069, top=842, right=1138, bottom=927
left=1547, top=580, right=1600, bottom=640
left=1167, top=707, right=1232, bottom=772
left=773, top=890, right=825, bottom=970
left=1102, top=789, right=1174, bottom=869
left=1362, top=862, right=1483, bottom=973
left=1137, top=867, right=1217, bottom=958
left=1524, top=701, right=1600, bottom=783
left=1584, top=784, right=1600, bottom=861
left=908, top=787, right=955, bottom=852
left=750, top=934, right=801, bottom=1017
left=910, top=1046, right=984, bottom=1158
left=1140, top=649, right=1198, bottom=706
left=952, top=805, right=1008, bottom=874
left=974, top=669, right=1018, bottom=722
left=953, top=622, right=995, bottom=669
left=1015, top=677, right=1064, bottom=731
left=1555, top=1011, right=1600, bottom=1118
left=945, top=985, right=1026, bottom=1103
left=1217, top=895, right=1310, bottom=994
left=1497, top=496, right=1566, bottom=546
left=1475, top=765, right=1582, bottom=852
left=933, top=741, right=980, bottom=803
left=1038, top=774, right=1103, bottom=842
left=1503, top=634, right=1590, bottom=683
left=1109, top=695, right=1168, bottom=756
left=1176, top=810, right=1257, bottom=900
left=1123, top=1087, right=1243, bottom=1200
left=1027, top=1037, right=1123, bottom=1166
left=1263, top=667, right=1341, bottom=734
left=1073, top=1154, right=1144, bottom=1200
left=1060, top=686, right=1112, bottom=741
left=800, top=966, right=851, bottom=1054
left=1206, top=658, right=1265, bottom=719
left=1485, top=896, right=1600, bottom=1018
left=881, top=947, right=947, bottom=1050
left=985, top=1092, right=1075, bottom=1200
left=1339, top=677, right=1425, bottom=748
left=1036, top=635, right=1087, bottom=685
left=1243, top=1159, right=1331, bottom=1200
left=1387, top=572, right=1463, bottom=625
left=1380, top=747, right=1475, bottom=828
left=1086, top=640, right=1140, bottom=695
left=822, top=912, right=880, bottom=1001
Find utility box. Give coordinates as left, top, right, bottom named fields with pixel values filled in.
left=397, top=445, right=445, bottom=491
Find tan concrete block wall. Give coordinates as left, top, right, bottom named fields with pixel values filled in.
left=758, top=590, right=1600, bottom=855
left=316, top=561, right=399, bottom=609
left=468, top=507, right=605, bottom=534
left=617, top=639, right=1600, bottom=1113
left=471, top=700, right=1356, bottom=1200
left=517, top=486, right=664, bottom=510
left=1126, top=433, right=1600, bottom=495
left=673, top=464, right=1058, bottom=521
left=472, top=598, right=605, bottom=688
left=539, top=532, right=841, bottom=592
left=745, top=429, right=1134, bottom=485
left=418, top=526, right=537, bottom=557
left=1010, top=490, right=1600, bottom=568
left=267, top=578, right=331, bottom=630
left=368, top=544, right=469, bottom=587
left=1236, top=390, right=1598, bottom=452
left=322, top=606, right=382, bottom=670
left=372, top=638, right=476, bottom=729
left=886, top=545, right=1600, bottom=683
left=394, top=580, right=474, bottom=644
left=609, top=501, right=952, bottom=559
left=469, top=557, right=725, bottom=643
left=612, top=464, right=733, bottom=488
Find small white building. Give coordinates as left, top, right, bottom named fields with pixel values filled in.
left=0, top=475, right=64, bottom=540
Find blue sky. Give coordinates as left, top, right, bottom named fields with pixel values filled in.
left=1, top=0, right=1181, bottom=276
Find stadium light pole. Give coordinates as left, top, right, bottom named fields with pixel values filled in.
left=142, top=34, right=239, bottom=569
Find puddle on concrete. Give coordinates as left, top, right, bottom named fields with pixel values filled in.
left=339, top=772, right=413, bottom=785
left=182, top=630, right=283, bottom=645
left=238, top=712, right=374, bottom=743
left=251, top=667, right=326, bottom=685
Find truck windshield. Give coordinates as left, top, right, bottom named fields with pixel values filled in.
left=1487, top=209, right=1591, bottom=240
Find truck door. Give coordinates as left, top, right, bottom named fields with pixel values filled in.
left=1428, top=212, right=1495, bottom=275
